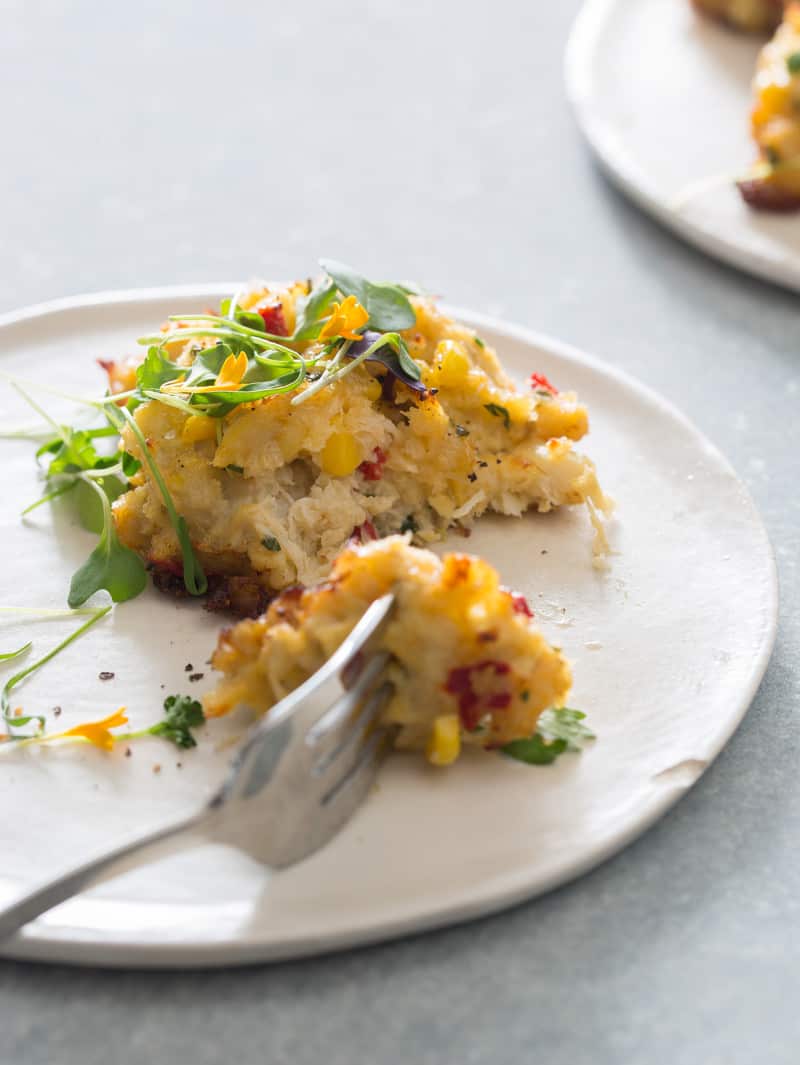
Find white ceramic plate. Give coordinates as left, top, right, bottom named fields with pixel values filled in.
left=0, top=287, right=777, bottom=968
left=567, top=0, right=800, bottom=292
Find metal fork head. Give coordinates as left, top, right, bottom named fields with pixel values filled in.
left=204, top=593, right=397, bottom=869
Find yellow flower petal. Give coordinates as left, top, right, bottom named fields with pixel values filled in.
left=214, top=351, right=248, bottom=390
left=47, top=707, right=129, bottom=751
left=319, top=295, right=369, bottom=342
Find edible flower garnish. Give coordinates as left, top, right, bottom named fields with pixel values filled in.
left=42, top=707, right=129, bottom=751
left=319, top=295, right=369, bottom=341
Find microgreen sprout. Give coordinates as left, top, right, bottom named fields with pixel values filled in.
left=1, top=606, right=111, bottom=738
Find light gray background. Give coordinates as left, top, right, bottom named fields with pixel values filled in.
left=1, top=1, right=798, bottom=1062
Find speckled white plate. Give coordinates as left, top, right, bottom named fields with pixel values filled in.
left=567, top=0, right=800, bottom=292
left=0, top=286, right=777, bottom=968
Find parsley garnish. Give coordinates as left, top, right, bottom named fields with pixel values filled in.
left=788, top=51, right=800, bottom=75
left=502, top=708, right=595, bottom=766
left=262, top=535, right=281, bottom=551
left=484, top=403, right=511, bottom=430
left=473, top=335, right=485, bottom=349
left=139, top=693, right=205, bottom=749
left=399, top=515, right=419, bottom=534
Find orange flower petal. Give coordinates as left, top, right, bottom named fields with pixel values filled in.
left=46, top=707, right=129, bottom=751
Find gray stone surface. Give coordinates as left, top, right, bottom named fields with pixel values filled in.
left=1, top=0, right=798, bottom=1061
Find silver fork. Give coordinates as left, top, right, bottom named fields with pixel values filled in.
left=0, top=593, right=397, bottom=944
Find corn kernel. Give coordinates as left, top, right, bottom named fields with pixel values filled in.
left=320, top=432, right=362, bottom=477
left=435, top=340, right=470, bottom=388
left=754, top=78, right=791, bottom=122
left=504, top=395, right=530, bottom=424
left=182, top=414, right=218, bottom=444
left=364, top=377, right=382, bottom=403
left=535, top=401, right=588, bottom=442
left=426, top=714, right=461, bottom=766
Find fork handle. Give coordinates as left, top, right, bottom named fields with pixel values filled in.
left=0, top=810, right=209, bottom=944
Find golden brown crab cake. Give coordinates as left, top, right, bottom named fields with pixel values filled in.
left=739, top=3, right=800, bottom=209
left=111, top=281, right=610, bottom=613
left=204, top=536, right=572, bottom=765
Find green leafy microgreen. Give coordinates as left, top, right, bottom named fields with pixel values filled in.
left=21, top=481, right=77, bottom=516
left=135, top=347, right=184, bottom=392
left=262, top=535, right=281, bottom=551
left=1, top=606, right=111, bottom=737
left=293, top=280, right=339, bottom=341
left=484, top=403, right=511, bottom=430
left=67, top=477, right=147, bottom=606
left=502, top=733, right=567, bottom=765
left=131, top=693, right=206, bottom=749
left=114, top=407, right=208, bottom=597
left=0, top=642, right=32, bottom=663
left=502, top=708, right=595, bottom=766
left=393, top=280, right=424, bottom=296
left=319, top=260, right=417, bottom=332
left=219, top=298, right=269, bottom=334
left=74, top=474, right=127, bottom=535
left=537, top=707, right=595, bottom=748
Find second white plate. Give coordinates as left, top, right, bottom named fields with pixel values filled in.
left=0, top=286, right=778, bottom=967
left=567, top=0, right=800, bottom=291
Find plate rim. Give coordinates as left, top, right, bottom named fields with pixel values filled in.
left=565, top=0, right=800, bottom=295
left=0, top=284, right=779, bottom=968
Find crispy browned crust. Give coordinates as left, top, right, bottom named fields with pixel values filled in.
left=205, top=576, right=273, bottom=618
left=148, top=559, right=274, bottom=618
left=738, top=177, right=800, bottom=210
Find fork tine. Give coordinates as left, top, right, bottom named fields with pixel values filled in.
left=306, top=650, right=392, bottom=751
left=320, top=722, right=396, bottom=809
left=311, top=679, right=394, bottom=778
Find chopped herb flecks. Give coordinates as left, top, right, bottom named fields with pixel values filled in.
left=484, top=403, right=511, bottom=430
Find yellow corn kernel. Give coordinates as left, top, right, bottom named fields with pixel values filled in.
left=426, top=714, right=461, bottom=766
left=754, top=78, right=791, bottom=124
left=320, top=432, right=362, bottom=477
left=504, top=395, right=531, bottom=424
left=435, top=340, right=470, bottom=388
left=535, top=400, right=588, bottom=442
left=364, top=377, right=382, bottom=402
left=182, top=414, right=218, bottom=444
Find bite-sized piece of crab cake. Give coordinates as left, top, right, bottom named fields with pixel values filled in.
left=109, top=265, right=610, bottom=614
left=204, top=536, right=572, bottom=766
left=692, top=0, right=784, bottom=32
left=739, top=3, right=800, bottom=209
